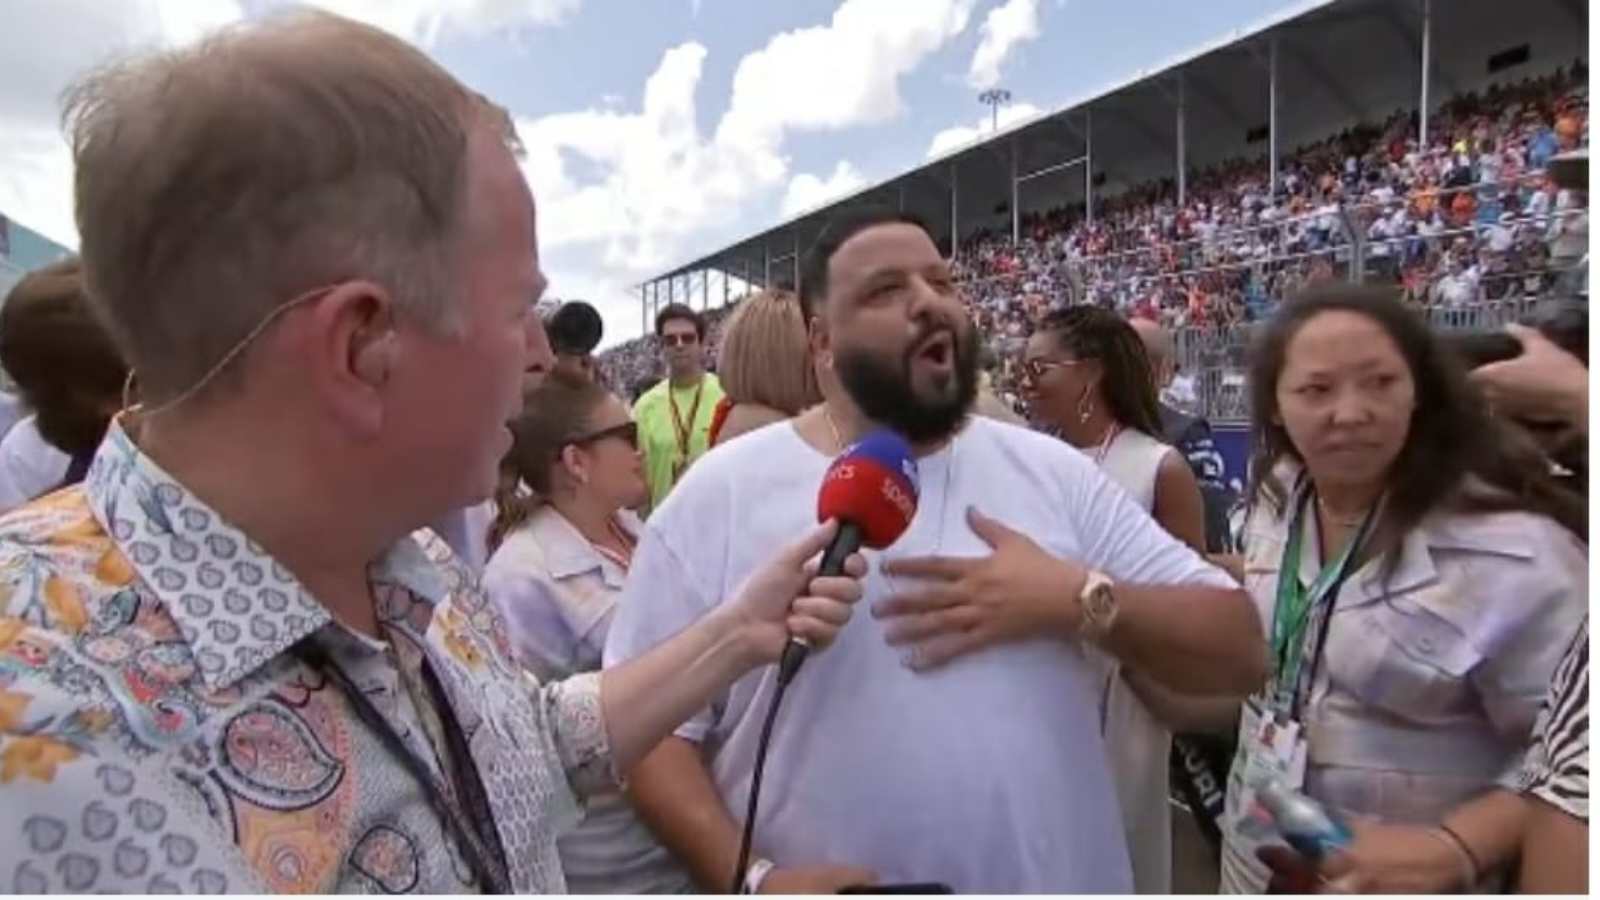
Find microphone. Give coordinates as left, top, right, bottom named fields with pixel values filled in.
left=777, top=430, right=920, bottom=684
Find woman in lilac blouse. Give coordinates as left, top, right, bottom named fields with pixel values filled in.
left=483, top=370, right=692, bottom=894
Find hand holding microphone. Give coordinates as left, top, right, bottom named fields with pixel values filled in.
left=779, top=430, right=922, bottom=683
left=726, top=519, right=870, bottom=669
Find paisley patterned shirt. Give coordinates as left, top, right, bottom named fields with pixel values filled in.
left=0, top=421, right=614, bottom=893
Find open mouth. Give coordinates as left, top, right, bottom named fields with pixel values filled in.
left=913, top=331, right=955, bottom=371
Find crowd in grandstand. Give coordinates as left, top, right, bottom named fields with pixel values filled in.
left=600, top=64, right=1589, bottom=411
left=0, top=6, right=1590, bottom=895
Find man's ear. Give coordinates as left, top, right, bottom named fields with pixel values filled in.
left=809, top=314, right=832, bottom=367
left=304, top=281, right=398, bottom=438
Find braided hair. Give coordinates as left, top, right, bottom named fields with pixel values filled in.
left=1035, top=305, right=1164, bottom=437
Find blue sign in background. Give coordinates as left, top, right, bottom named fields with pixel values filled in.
left=1213, top=424, right=1253, bottom=492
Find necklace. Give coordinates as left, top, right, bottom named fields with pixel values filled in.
left=822, top=405, right=847, bottom=453
left=1091, top=422, right=1123, bottom=466
left=1315, top=496, right=1368, bottom=528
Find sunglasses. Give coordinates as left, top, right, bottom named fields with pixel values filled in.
left=1020, top=357, right=1086, bottom=382
left=661, top=333, right=700, bottom=347
left=569, top=421, right=639, bottom=451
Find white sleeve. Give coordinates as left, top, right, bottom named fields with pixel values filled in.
left=602, top=520, right=723, bottom=743
left=0, top=419, right=68, bottom=514
left=1072, top=455, right=1236, bottom=589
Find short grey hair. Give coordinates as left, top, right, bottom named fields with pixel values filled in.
left=64, top=10, right=514, bottom=401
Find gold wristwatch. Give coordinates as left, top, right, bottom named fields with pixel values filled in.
left=1078, top=570, right=1119, bottom=644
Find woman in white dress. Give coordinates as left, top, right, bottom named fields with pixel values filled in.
left=1020, top=305, right=1209, bottom=894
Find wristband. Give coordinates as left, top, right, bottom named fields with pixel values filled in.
left=1428, top=824, right=1480, bottom=891
left=743, top=858, right=775, bottom=895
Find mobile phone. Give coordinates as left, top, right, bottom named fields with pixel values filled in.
left=839, top=882, right=954, bottom=894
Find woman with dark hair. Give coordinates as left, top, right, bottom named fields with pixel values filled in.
left=1221, top=284, right=1587, bottom=894
left=481, top=370, right=691, bottom=894
left=1022, top=305, right=1210, bottom=894
left=0, top=257, right=128, bottom=512
left=1023, top=306, right=1207, bottom=551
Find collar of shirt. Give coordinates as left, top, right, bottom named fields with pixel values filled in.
left=527, top=506, right=639, bottom=588
left=82, top=417, right=449, bottom=693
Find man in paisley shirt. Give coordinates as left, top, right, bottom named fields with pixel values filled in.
left=0, top=10, right=865, bottom=894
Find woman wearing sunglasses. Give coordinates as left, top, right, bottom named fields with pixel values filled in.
left=1020, top=304, right=1210, bottom=894
left=482, top=370, right=691, bottom=894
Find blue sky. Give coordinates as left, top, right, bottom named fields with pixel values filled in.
left=0, top=0, right=1309, bottom=347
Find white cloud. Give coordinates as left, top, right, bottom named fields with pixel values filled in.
left=0, top=0, right=249, bottom=246
left=0, top=0, right=976, bottom=347
left=781, top=161, right=868, bottom=218
left=523, top=0, right=978, bottom=343
left=926, top=100, right=1042, bottom=159
left=968, top=0, right=1041, bottom=90
left=714, top=0, right=977, bottom=185
left=297, top=0, right=583, bottom=46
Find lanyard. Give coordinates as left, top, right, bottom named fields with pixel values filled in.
left=1268, top=484, right=1377, bottom=718
left=668, top=380, right=706, bottom=462
left=291, top=638, right=510, bottom=894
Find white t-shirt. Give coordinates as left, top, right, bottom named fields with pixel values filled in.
left=604, top=417, right=1236, bottom=893
left=0, top=416, right=70, bottom=514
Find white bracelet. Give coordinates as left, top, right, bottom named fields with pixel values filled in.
left=743, top=858, right=776, bottom=895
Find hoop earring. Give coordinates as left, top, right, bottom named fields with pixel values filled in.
left=1076, top=388, right=1095, bottom=424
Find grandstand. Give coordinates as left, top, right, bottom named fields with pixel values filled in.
left=608, top=0, right=1587, bottom=428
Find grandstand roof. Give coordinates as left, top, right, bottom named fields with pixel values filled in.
left=643, top=0, right=1586, bottom=301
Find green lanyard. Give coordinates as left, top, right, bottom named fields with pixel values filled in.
left=1268, top=486, right=1376, bottom=717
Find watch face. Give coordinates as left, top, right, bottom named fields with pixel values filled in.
left=1082, top=580, right=1116, bottom=630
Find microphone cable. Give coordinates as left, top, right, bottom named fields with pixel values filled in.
left=729, top=640, right=809, bottom=894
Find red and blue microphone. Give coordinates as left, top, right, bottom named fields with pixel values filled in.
left=778, top=429, right=920, bottom=684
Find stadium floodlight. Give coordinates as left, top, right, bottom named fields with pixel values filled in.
left=979, top=88, right=1012, bottom=133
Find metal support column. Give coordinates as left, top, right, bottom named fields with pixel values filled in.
left=793, top=232, right=800, bottom=292
left=1269, top=35, right=1279, bottom=195
left=949, top=161, right=959, bottom=257
left=1419, top=0, right=1431, bottom=148
left=1176, top=73, right=1187, bottom=206
left=723, top=268, right=730, bottom=308
left=1011, top=138, right=1020, bottom=245
left=764, top=240, right=772, bottom=287
left=702, top=269, right=710, bottom=310
left=1084, top=109, right=1094, bottom=227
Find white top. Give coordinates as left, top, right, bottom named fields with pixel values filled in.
left=483, top=506, right=692, bottom=895
left=0, top=415, right=69, bottom=514
left=1219, top=469, right=1588, bottom=893
left=604, top=416, right=1237, bottom=893
left=1091, top=427, right=1181, bottom=894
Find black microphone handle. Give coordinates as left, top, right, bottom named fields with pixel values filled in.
left=778, top=520, right=863, bottom=684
